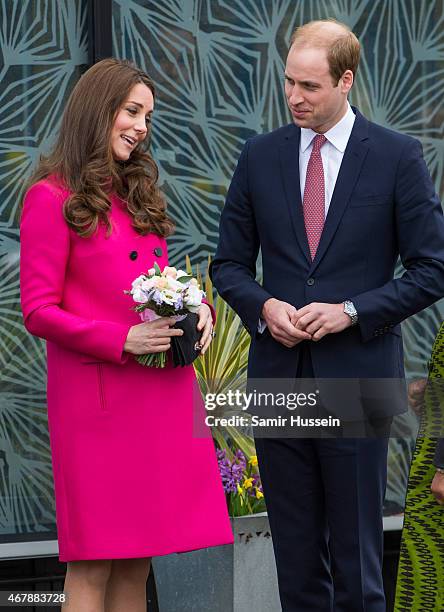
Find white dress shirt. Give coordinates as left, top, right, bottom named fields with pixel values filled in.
left=258, top=103, right=356, bottom=332
left=299, top=102, right=356, bottom=214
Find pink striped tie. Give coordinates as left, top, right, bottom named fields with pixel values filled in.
left=303, top=134, right=327, bottom=260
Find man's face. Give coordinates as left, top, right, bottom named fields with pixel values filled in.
left=284, top=44, right=351, bottom=133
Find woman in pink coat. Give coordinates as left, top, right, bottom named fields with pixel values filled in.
left=20, top=58, right=233, bottom=611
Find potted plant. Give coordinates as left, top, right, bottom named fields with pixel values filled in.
left=152, top=258, right=280, bottom=612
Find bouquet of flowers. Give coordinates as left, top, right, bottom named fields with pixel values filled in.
left=216, top=448, right=266, bottom=517
left=127, top=262, right=205, bottom=368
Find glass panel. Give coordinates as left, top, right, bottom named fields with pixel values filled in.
left=0, top=0, right=88, bottom=545
left=112, top=0, right=444, bottom=515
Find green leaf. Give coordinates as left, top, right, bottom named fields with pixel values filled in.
left=186, top=255, right=263, bottom=517
left=176, top=275, right=193, bottom=284
left=153, top=262, right=161, bottom=275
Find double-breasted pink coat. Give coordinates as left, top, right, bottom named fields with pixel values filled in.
left=20, top=178, right=233, bottom=561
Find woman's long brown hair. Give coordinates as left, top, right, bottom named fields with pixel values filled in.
left=28, top=58, right=175, bottom=238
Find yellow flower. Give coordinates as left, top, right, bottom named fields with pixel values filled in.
left=256, top=490, right=264, bottom=499
left=249, top=455, right=258, bottom=467
left=243, top=478, right=254, bottom=489
left=237, top=484, right=243, bottom=495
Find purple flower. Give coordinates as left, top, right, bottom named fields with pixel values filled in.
left=174, top=295, right=184, bottom=310
left=152, top=289, right=163, bottom=305
left=217, top=448, right=246, bottom=494
left=234, top=449, right=247, bottom=469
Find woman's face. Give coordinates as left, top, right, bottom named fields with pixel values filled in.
left=111, top=83, right=154, bottom=161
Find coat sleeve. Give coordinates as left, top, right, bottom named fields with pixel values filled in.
left=352, top=138, right=444, bottom=343
left=20, top=181, right=131, bottom=364
left=210, top=140, right=273, bottom=335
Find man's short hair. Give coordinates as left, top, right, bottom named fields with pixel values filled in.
left=290, top=19, right=360, bottom=85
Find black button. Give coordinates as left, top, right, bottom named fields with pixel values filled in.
left=154, top=247, right=163, bottom=257
left=129, top=250, right=138, bottom=261
left=307, top=278, right=315, bottom=286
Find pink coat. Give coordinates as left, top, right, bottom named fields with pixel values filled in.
left=20, top=179, right=233, bottom=561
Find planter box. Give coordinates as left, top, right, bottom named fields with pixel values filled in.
left=152, top=512, right=280, bottom=612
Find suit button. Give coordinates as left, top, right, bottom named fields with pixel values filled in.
left=129, top=250, right=138, bottom=261
left=154, top=247, right=163, bottom=257
left=307, top=278, right=315, bottom=286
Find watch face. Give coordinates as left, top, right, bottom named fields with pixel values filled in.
left=344, top=301, right=357, bottom=323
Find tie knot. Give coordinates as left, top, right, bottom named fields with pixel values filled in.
left=312, top=134, right=327, bottom=153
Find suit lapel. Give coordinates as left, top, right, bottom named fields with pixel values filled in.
left=309, top=110, right=370, bottom=274
left=278, top=125, right=311, bottom=264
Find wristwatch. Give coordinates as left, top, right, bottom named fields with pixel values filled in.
left=343, top=300, right=358, bottom=326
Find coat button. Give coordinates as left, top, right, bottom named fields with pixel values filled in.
left=154, top=247, right=163, bottom=257
left=307, top=278, right=315, bottom=286
left=129, top=250, right=138, bottom=260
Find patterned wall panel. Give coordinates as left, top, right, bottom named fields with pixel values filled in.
left=0, top=0, right=88, bottom=541
left=112, top=0, right=444, bottom=373
left=112, top=0, right=444, bottom=512
left=1, top=0, right=443, bottom=541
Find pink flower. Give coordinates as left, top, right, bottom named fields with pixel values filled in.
left=163, top=266, right=177, bottom=278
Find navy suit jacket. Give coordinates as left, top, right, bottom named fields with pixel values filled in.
left=211, top=109, right=444, bottom=418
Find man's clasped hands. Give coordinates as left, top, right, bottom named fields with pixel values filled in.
left=262, top=298, right=352, bottom=348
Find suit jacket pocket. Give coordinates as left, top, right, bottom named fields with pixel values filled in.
left=350, top=194, right=392, bottom=207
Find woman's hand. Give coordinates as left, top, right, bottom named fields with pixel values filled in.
left=124, top=317, right=183, bottom=355
left=431, top=471, right=444, bottom=505
left=408, top=378, right=428, bottom=416
left=197, top=303, right=214, bottom=355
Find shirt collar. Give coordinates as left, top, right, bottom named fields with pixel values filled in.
left=300, top=102, right=355, bottom=153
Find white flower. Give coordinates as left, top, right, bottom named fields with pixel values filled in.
left=163, top=266, right=177, bottom=278
left=165, top=276, right=186, bottom=292
left=141, top=278, right=156, bottom=291
left=131, top=275, right=146, bottom=291
left=184, top=285, right=203, bottom=312
left=176, top=269, right=188, bottom=279
left=132, top=287, right=149, bottom=303
left=154, top=277, right=168, bottom=289
left=160, top=289, right=177, bottom=305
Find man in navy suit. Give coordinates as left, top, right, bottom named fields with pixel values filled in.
left=211, top=19, right=444, bottom=611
